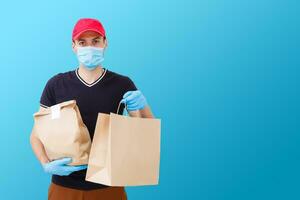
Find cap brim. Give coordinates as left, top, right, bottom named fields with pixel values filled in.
left=73, top=28, right=105, bottom=40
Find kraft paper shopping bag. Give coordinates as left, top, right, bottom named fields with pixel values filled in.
left=32, top=100, right=91, bottom=165
left=86, top=102, right=161, bottom=186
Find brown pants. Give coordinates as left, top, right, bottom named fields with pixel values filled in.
left=48, top=183, right=127, bottom=200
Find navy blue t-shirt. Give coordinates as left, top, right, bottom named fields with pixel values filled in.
left=39, top=67, right=137, bottom=190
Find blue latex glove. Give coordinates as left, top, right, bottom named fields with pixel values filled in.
left=42, top=157, right=87, bottom=176
left=121, top=90, right=147, bottom=111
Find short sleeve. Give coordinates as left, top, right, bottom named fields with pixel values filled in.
left=125, top=76, right=138, bottom=92
left=39, top=75, right=57, bottom=108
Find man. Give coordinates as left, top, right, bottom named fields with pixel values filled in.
left=30, top=18, right=154, bottom=200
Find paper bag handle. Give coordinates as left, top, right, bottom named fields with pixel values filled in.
left=116, top=100, right=128, bottom=115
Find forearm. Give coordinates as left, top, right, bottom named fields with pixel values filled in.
left=140, top=105, right=154, bottom=118
left=128, top=105, right=154, bottom=118
left=30, top=132, right=49, bottom=164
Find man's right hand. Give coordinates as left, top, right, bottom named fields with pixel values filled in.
left=42, top=157, right=87, bottom=176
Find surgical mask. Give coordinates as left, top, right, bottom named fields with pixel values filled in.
left=76, top=46, right=104, bottom=70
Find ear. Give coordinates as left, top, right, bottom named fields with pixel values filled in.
left=104, top=38, right=108, bottom=49
left=72, top=41, right=77, bottom=53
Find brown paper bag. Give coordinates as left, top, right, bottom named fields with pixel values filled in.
left=32, top=100, right=91, bottom=165
left=85, top=102, right=161, bottom=186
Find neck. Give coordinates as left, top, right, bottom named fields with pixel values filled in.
left=78, top=64, right=104, bottom=84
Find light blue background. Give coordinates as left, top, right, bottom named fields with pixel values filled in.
left=0, top=0, right=299, bottom=199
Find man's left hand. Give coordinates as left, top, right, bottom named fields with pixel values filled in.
left=121, top=90, right=147, bottom=111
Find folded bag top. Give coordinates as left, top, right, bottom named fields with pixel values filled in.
left=33, top=100, right=77, bottom=117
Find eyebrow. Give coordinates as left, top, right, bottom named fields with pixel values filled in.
left=92, top=36, right=102, bottom=40
left=77, top=36, right=102, bottom=41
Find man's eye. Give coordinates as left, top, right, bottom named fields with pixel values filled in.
left=79, top=41, right=85, bottom=46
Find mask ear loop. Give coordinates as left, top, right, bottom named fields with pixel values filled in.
left=116, top=100, right=128, bottom=115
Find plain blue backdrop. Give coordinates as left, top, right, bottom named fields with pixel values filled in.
left=0, top=0, right=299, bottom=199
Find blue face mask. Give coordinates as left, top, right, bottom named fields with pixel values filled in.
left=76, top=46, right=104, bottom=70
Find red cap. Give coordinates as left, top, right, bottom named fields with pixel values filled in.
left=72, top=18, right=106, bottom=40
